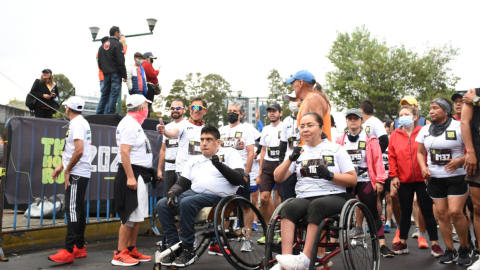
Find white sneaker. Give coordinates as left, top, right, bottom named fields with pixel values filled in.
left=276, top=254, right=306, bottom=270
left=411, top=227, right=420, bottom=238
left=468, top=255, right=480, bottom=270
left=270, top=263, right=285, bottom=270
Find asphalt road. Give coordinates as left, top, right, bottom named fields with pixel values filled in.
left=0, top=225, right=476, bottom=270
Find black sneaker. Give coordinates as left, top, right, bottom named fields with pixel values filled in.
left=380, top=245, right=395, bottom=258
left=439, top=247, right=458, bottom=264
left=161, top=248, right=181, bottom=266
left=457, top=245, right=473, bottom=266
left=172, top=248, right=197, bottom=267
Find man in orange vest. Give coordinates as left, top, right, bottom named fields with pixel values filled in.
left=286, top=70, right=332, bottom=144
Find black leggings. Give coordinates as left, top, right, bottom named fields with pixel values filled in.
left=34, top=108, right=53, bottom=118
left=397, top=181, right=438, bottom=241
left=355, top=182, right=384, bottom=239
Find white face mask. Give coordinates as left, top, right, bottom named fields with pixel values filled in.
left=289, top=101, right=299, bottom=113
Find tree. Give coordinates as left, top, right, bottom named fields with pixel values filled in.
left=266, top=69, right=293, bottom=123
left=7, top=98, right=20, bottom=105
left=325, top=25, right=459, bottom=120
left=52, top=74, right=74, bottom=118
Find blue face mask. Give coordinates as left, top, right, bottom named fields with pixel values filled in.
left=398, top=115, right=414, bottom=128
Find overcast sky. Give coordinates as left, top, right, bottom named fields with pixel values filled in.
left=1, top=0, right=479, bottom=130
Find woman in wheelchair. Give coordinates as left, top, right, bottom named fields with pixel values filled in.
left=272, top=112, right=357, bottom=270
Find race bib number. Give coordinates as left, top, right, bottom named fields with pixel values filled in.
left=383, top=152, right=388, bottom=163
left=430, top=149, right=452, bottom=165
left=188, top=141, right=202, bottom=155
left=221, top=137, right=236, bottom=148
left=347, top=149, right=362, bottom=164
left=267, top=146, right=280, bottom=159
left=299, top=159, right=328, bottom=179
left=165, top=138, right=179, bottom=148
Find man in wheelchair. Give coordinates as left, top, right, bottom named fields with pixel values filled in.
left=156, top=125, right=245, bottom=268
left=272, top=112, right=357, bottom=270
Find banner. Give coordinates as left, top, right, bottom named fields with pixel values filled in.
left=5, top=117, right=164, bottom=204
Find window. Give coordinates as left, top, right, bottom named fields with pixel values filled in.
left=252, top=113, right=255, bottom=117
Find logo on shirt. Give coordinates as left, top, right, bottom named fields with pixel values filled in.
left=235, top=132, right=242, bottom=138
left=278, top=131, right=282, bottom=139
left=87, top=130, right=91, bottom=134
left=446, top=131, right=457, bottom=140
left=103, top=41, right=110, bottom=50
left=187, top=127, right=193, bottom=130
left=287, top=125, right=292, bottom=128
left=358, top=141, right=366, bottom=150
left=323, top=155, right=335, bottom=167
left=365, top=126, right=371, bottom=133
left=116, top=130, right=120, bottom=134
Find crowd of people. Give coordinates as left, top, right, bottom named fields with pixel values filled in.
left=33, top=25, right=480, bottom=270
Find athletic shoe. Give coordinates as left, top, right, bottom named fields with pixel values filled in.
left=257, top=236, right=266, bottom=244
left=366, top=226, right=370, bottom=233
left=161, top=248, right=181, bottom=266
left=452, top=224, right=457, bottom=234
left=418, top=236, right=429, bottom=249
left=315, top=260, right=333, bottom=269
left=234, top=220, right=240, bottom=230
left=411, top=227, right=420, bottom=238
left=384, top=224, right=391, bottom=233
left=439, top=247, right=458, bottom=264
left=380, top=245, right=395, bottom=258
left=391, top=220, right=397, bottom=228
left=468, top=255, right=480, bottom=270
left=325, top=246, right=336, bottom=255
left=172, top=248, right=197, bottom=267
left=393, top=230, right=401, bottom=245
left=453, top=233, right=460, bottom=242
left=73, top=246, right=87, bottom=258
left=350, top=226, right=364, bottom=239
left=431, top=244, right=444, bottom=257
left=208, top=243, right=231, bottom=256
left=48, top=249, right=74, bottom=264
left=241, top=238, right=253, bottom=252
left=275, top=235, right=282, bottom=243
left=111, top=249, right=140, bottom=266
left=276, top=254, right=306, bottom=270
left=129, top=247, right=151, bottom=262
left=392, top=242, right=409, bottom=255
left=270, top=263, right=285, bottom=270
left=252, top=222, right=259, bottom=231
left=458, top=245, right=473, bottom=266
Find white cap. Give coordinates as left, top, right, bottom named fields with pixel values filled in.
left=126, top=94, right=152, bottom=109
left=65, top=96, right=85, bottom=111
left=284, top=91, right=296, bottom=101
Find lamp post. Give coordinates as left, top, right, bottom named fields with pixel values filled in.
left=90, top=18, right=157, bottom=114
left=236, top=91, right=272, bottom=129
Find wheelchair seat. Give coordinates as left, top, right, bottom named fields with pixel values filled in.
left=296, top=214, right=340, bottom=227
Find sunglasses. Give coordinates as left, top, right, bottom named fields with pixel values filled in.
left=170, top=107, right=184, bottom=111
left=190, top=105, right=206, bottom=111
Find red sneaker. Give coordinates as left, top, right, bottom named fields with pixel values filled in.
left=73, top=246, right=87, bottom=258
left=392, top=242, right=409, bottom=255
left=208, top=244, right=231, bottom=256
left=431, top=244, right=445, bottom=258
left=129, top=247, right=151, bottom=262
left=111, top=249, right=140, bottom=266
left=48, top=249, right=74, bottom=263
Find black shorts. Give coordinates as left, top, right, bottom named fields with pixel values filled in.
left=164, top=170, right=178, bottom=196
left=384, top=178, right=392, bottom=193
left=469, top=181, right=480, bottom=189
left=260, top=160, right=282, bottom=195
left=426, top=175, right=468, bottom=199
left=236, top=177, right=251, bottom=207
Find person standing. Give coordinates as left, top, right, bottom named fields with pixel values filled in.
left=97, top=26, right=127, bottom=115
left=141, top=52, right=160, bottom=116
left=359, top=100, right=389, bottom=153
left=48, top=97, right=91, bottom=263
left=282, top=91, right=301, bottom=200
left=97, top=36, right=127, bottom=91
left=126, top=53, right=148, bottom=96
left=391, top=96, right=430, bottom=130
left=29, top=69, right=59, bottom=118
left=452, top=93, right=464, bottom=121
left=112, top=94, right=154, bottom=266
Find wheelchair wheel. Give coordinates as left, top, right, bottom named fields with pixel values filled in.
left=339, top=200, right=380, bottom=270
left=263, top=216, right=283, bottom=269
left=214, top=195, right=267, bottom=270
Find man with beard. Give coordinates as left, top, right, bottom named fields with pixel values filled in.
left=157, top=99, right=187, bottom=194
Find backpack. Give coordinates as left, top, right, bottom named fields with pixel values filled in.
left=25, top=93, right=36, bottom=110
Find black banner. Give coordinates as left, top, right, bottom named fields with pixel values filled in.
left=4, top=117, right=164, bottom=204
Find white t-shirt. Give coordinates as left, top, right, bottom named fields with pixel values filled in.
left=283, top=115, right=300, bottom=157
left=162, top=119, right=186, bottom=171
left=289, top=140, right=355, bottom=198
left=63, top=116, right=92, bottom=178
left=116, top=115, right=153, bottom=168
left=181, top=147, right=245, bottom=197
left=416, top=120, right=466, bottom=178
left=245, top=122, right=261, bottom=140
left=219, top=123, right=255, bottom=165
left=362, top=116, right=387, bottom=139
left=260, top=122, right=287, bottom=162
left=342, top=130, right=369, bottom=182
left=175, top=120, right=204, bottom=173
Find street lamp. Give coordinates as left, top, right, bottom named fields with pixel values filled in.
left=89, top=18, right=158, bottom=42
left=273, top=89, right=279, bottom=99
left=237, top=90, right=242, bottom=98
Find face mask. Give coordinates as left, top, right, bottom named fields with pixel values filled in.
left=227, top=112, right=239, bottom=124
left=150, top=58, right=154, bottom=64
left=398, top=115, right=414, bottom=128
left=128, top=110, right=149, bottom=125
left=136, top=60, right=143, bottom=66
left=289, top=101, right=299, bottom=113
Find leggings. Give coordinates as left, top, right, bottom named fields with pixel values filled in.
left=397, top=181, right=438, bottom=241
left=355, top=182, right=384, bottom=239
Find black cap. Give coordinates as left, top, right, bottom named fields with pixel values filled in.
left=451, top=93, right=463, bottom=102
left=42, top=69, right=52, bottom=74
left=267, top=102, right=282, bottom=112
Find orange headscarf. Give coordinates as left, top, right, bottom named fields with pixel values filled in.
left=296, top=91, right=331, bottom=145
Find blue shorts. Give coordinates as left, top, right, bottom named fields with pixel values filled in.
left=250, top=184, right=261, bottom=193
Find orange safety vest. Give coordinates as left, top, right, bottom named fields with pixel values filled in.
left=296, top=91, right=332, bottom=145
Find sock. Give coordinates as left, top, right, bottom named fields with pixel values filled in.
left=385, top=221, right=391, bottom=227
left=127, top=246, right=135, bottom=252
left=301, top=253, right=310, bottom=269
left=419, top=232, right=426, bottom=238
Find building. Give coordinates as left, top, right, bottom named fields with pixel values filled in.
left=76, top=95, right=99, bottom=116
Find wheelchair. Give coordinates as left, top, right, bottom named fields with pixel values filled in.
left=263, top=198, right=381, bottom=270
left=153, top=195, right=268, bottom=270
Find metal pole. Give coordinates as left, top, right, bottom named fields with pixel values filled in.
left=256, top=97, right=259, bottom=129
left=117, top=86, right=122, bottom=115
left=0, top=127, right=9, bottom=262
left=92, top=32, right=153, bottom=42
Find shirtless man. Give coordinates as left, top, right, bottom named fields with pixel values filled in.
left=286, top=70, right=332, bottom=143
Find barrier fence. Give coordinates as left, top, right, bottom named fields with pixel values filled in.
left=0, top=116, right=165, bottom=260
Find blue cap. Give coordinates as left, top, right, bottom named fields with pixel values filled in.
left=285, top=70, right=316, bottom=84
left=143, top=52, right=157, bottom=59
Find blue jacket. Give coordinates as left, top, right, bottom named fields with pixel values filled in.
left=126, top=65, right=147, bottom=95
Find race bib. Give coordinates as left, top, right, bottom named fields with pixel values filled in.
left=347, top=149, right=362, bottom=164
left=430, top=149, right=452, bottom=165
left=267, top=146, right=280, bottom=159
left=299, top=159, right=328, bottom=179
left=188, top=141, right=202, bottom=155
left=221, top=137, right=237, bottom=148
left=383, top=152, right=388, bottom=163
left=165, top=138, right=179, bottom=148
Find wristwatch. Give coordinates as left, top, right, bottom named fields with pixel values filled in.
left=473, top=96, right=480, bottom=107
left=243, top=173, right=249, bottom=177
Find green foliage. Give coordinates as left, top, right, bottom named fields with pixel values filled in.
left=52, top=74, right=74, bottom=118
left=266, top=69, right=293, bottom=123
left=7, top=98, right=20, bottom=105
left=325, top=25, right=460, bottom=120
